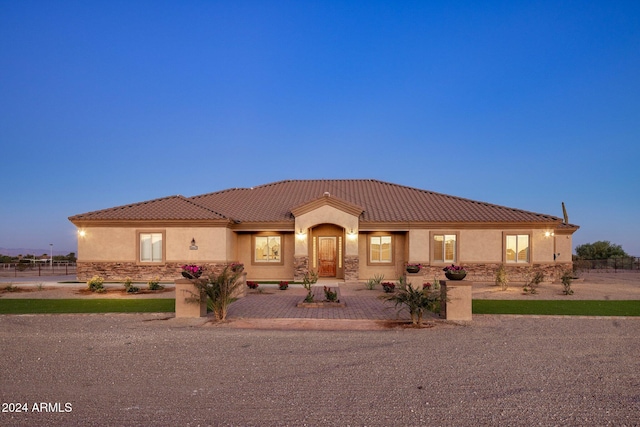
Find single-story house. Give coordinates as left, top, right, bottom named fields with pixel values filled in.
left=69, top=179, right=578, bottom=283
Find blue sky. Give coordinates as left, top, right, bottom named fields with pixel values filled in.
left=1, top=0, right=639, bottom=256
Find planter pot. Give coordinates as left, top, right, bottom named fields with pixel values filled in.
left=445, top=271, right=467, bottom=281
left=181, top=271, right=201, bottom=280
left=406, top=266, right=421, bottom=274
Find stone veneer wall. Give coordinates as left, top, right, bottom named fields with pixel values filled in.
left=344, top=255, right=359, bottom=281
left=293, top=256, right=309, bottom=281
left=406, top=263, right=572, bottom=284
left=77, top=262, right=236, bottom=282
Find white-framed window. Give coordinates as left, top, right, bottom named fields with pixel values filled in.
left=370, top=235, right=392, bottom=263
left=506, top=234, right=529, bottom=263
left=433, top=234, right=457, bottom=263
left=254, top=235, right=282, bottom=263
left=139, top=232, right=163, bottom=263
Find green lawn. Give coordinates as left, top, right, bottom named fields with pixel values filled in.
left=1, top=298, right=638, bottom=316
left=0, top=299, right=174, bottom=314
left=473, top=300, right=640, bottom=316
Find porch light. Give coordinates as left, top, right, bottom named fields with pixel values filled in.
left=545, top=231, right=554, bottom=237
left=296, top=228, right=307, bottom=240
left=347, top=228, right=358, bottom=240
left=78, top=230, right=86, bottom=238
left=190, top=238, right=198, bottom=250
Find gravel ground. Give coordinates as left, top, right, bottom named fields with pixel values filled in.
left=1, top=314, right=639, bottom=426
left=1, top=272, right=639, bottom=426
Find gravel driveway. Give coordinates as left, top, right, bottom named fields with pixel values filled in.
left=1, top=313, right=638, bottom=426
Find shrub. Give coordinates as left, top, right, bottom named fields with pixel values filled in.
left=380, top=278, right=444, bottom=326
left=523, top=270, right=544, bottom=295
left=561, top=271, right=574, bottom=295
left=302, top=271, right=317, bottom=302
left=192, top=265, right=244, bottom=321
left=87, top=276, right=105, bottom=293
left=365, top=274, right=384, bottom=290
left=246, top=281, right=259, bottom=290
left=323, top=286, right=338, bottom=302
left=147, top=276, right=164, bottom=291
left=381, top=282, right=396, bottom=293
left=123, top=277, right=139, bottom=293
left=495, top=264, right=508, bottom=291
left=278, top=281, right=289, bottom=290
left=4, top=283, right=18, bottom=292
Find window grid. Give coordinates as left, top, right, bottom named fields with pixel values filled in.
left=140, top=233, right=162, bottom=263
left=506, top=234, right=530, bottom=263
left=370, top=235, right=392, bottom=263
left=434, top=234, right=456, bottom=263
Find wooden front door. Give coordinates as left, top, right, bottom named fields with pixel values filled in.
left=318, top=237, right=337, bottom=277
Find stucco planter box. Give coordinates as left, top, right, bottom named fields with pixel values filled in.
left=440, top=280, right=472, bottom=321
left=175, top=279, right=207, bottom=318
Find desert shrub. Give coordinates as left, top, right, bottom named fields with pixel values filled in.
left=561, top=271, right=574, bottom=295
left=523, top=270, right=544, bottom=294
left=123, top=277, right=139, bottom=293
left=382, top=282, right=396, bottom=293
left=302, top=271, right=317, bottom=302
left=380, top=278, right=443, bottom=326
left=323, top=286, right=338, bottom=302
left=87, top=276, right=105, bottom=293
left=495, top=264, right=508, bottom=291
left=365, top=274, right=384, bottom=290
left=147, top=276, right=164, bottom=291
left=4, top=283, right=18, bottom=292
left=192, top=265, right=244, bottom=321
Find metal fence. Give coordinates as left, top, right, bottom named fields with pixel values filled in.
left=0, top=262, right=77, bottom=277
left=574, top=257, right=640, bottom=271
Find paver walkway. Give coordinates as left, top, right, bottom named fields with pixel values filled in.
left=227, top=282, right=412, bottom=321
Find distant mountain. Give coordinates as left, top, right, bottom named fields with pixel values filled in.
left=0, top=247, right=75, bottom=257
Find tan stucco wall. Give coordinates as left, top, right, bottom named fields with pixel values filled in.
left=236, top=233, right=295, bottom=280
left=77, top=227, right=135, bottom=261
left=555, top=234, right=573, bottom=263
left=408, top=229, right=429, bottom=262
left=166, top=227, right=229, bottom=262
left=429, top=229, right=565, bottom=264
left=358, top=232, right=406, bottom=280
left=295, top=205, right=359, bottom=256
left=78, top=226, right=230, bottom=263
left=459, top=230, right=503, bottom=263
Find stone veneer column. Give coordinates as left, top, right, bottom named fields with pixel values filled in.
left=440, top=280, right=473, bottom=321
left=294, top=256, right=309, bottom=281
left=343, top=255, right=359, bottom=281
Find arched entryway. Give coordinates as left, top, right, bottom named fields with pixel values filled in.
left=311, top=224, right=344, bottom=278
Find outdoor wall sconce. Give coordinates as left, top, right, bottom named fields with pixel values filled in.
left=296, top=228, right=307, bottom=240
left=347, top=228, right=358, bottom=240
left=78, top=230, right=86, bottom=238
left=190, top=238, right=198, bottom=250
left=545, top=231, right=555, bottom=237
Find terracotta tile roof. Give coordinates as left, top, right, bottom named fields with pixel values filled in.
left=69, top=195, right=226, bottom=221
left=190, top=179, right=563, bottom=224
left=70, top=179, right=575, bottom=226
